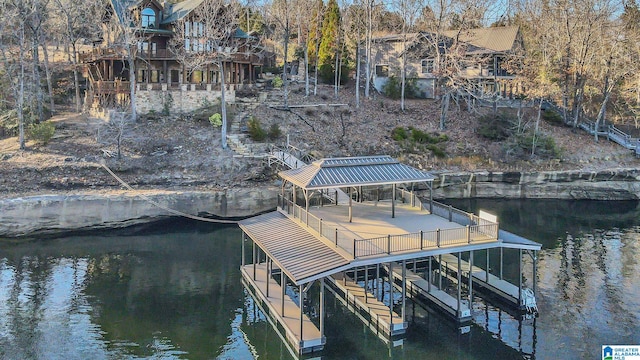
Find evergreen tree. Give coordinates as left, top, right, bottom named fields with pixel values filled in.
left=318, top=0, right=340, bottom=71
left=307, top=0, right=324, bottom=68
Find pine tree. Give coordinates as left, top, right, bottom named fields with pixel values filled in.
left=306, top=0, right=324, bottom=68
left=318, top=0, right=340, bottom=74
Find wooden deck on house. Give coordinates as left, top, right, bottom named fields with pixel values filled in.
left=240, top=264, right=324, bottom=354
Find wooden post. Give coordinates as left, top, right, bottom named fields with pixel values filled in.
left=252, top=242, right=256, bottom=279
left=348, top=188, right=353, bottom=222
left=518, top=249, right=523, bottom=308
left=486, top=249, right=490, bottom=283
left=457, top=253, right=462, bottom=318
left=401, top=260, right=406, bottom=322
left=300, top=285, right=304, bottom=347
left=438, top=255, right=442, bottom=290
left=364, top=265, right=368, bottom=303
left=469, top=250, right=474, bottom=305
left=320, top=278, right=325, bottom=339
left=500, top=247, right=504, bottom=280
left=281, top=271, right=285, bottom=314
left=266, top=258, right=270, bottom=297
left=392, top=184, right=396, bottom=218
left=388, top=262, right=393, bottom=326
left=428, top=256, right=432, bottom=293
left=533, top=250, right=537, bottom=297
left=376, top=264, right=381, bottom=301
left=241, top=232, right=245, bottom=266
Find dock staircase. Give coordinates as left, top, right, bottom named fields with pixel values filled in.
left=543, top=100, right=640, bottom=156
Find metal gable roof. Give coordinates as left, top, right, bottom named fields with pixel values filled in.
left=279, top=155, right=435, bottom=190
left=239, top=211, right=350, bottom=285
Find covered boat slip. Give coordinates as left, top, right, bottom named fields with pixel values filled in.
left=239, top=155, right=542, bottom=355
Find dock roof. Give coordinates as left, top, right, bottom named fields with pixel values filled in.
left=279, top=155, right=435, bottom=190
left=239, top=211, right=350, bottom=285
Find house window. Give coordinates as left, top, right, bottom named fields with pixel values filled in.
left=421, top=59, right=435, bottom=74
left=375, top=64, right=389, bottom=77
left=141, top=8, right=156, bottom=28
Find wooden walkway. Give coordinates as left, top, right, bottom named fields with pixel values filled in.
left=385, top=263, right=472, bottom=322
left=326, top=272, right=407, bottom=337
left=240, top=264, right=324, bottom=354
left=438, top=253, right=521, bottom=308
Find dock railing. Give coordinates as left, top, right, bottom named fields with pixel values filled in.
left=278, top=192, right=499, bottom=259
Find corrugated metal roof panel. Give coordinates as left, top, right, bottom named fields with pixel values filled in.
left=279, top=155, right=434, bottom=190
left=239, top=212, right=350, bottom=285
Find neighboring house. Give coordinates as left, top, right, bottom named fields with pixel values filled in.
left=80, top=0, right=272, bottom=114
left=371, top=26, right=524, bottom=99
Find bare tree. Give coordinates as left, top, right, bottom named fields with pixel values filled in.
left=171, top=0, right=247, bottom=149
left=53, top=0, right=102, bottom=113
left=0, top=0, right=31, bottom=149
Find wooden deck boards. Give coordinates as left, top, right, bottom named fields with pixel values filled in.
left=326, top=272, right=406, bottom=336
left=439, top=254, right=520, bottom=306
left=240, top=264, right=324, bottom=354
left=385, top=264, right=472, bottom=322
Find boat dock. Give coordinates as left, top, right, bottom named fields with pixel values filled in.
left=325, top=272, right=407, bottom=336
left=239, top=155, right=542, bottom=356
left=385, top=262, right=472, bottom=323
left=240, top=264, right=325, bottom=354
left=438, top=252, right=538, bottom=311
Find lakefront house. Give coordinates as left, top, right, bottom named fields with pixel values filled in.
left=371, top=26, right=525, bottom=99
left=81, top=0, right=272, bottom=114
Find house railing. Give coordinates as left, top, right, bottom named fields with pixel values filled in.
left=277, top=191, right=499, bottom=259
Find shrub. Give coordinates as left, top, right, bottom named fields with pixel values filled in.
left=542, top=109, right=564, bottom=125
left=247, top=116, right=266, bottom=141
left=27, top=121, right=55, bottom=144
left=477, top=112, right=515, bottom=141
left=508, top=131, right=561, bottom=159
left=267, top=123, right=281, bottom=140
left=391, top=127, right=408, bottom=141
left=209, top=113, right=222, bottom=127
left=382, top=76, right=421, bottom=99
left=426, top=144, right=446, bottom=158
left=272, top=76, right=283, bottom=88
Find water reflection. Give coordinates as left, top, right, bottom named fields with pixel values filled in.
left=1, top=200, right=640, bottom=359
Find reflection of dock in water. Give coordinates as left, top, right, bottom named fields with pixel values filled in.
left=239, top=156, right=541, bottom=356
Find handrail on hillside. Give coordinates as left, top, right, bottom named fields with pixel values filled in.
left=277, top=189, right=499, bottom=259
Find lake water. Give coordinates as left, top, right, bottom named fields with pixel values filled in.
left=1, top=199, right=639, bottom=359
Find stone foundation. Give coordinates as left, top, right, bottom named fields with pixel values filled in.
left=136, top=85, right=237, bottom=114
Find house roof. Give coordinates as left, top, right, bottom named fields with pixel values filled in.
left=161, top=0, right=206, bottom=24
left=443, top=26, right=520, bottom=53
left=375, top=26, right=520, bottom=57
left=279, top=155, right=435, bottom=190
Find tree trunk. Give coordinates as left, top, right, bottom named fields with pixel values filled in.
left=220, top=62, right=228, bottom=149
left=439, top=92, right=450, bottom=130
left=32, top=36, right=44, bottom=123
left=532, top=99, right=543, bottom=157
left=41, top=43, right=55, bottom=114
left=334, top=50, right=339, bottom=98
left=283, top=24, right=289, bottom=107
left=304, top=41, right=309, bottom=97
left=128, top=53, right=137, bottom=121
left=72, top=42, right=81, bottom=112
left=364, top=0, right=372, bottom=99
left=595, top=88, right=612, bottom=142
left=355, top=43, right=360, bottom=108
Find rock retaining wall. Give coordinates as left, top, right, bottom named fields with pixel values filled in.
left=431, top=169, right=640, bottom=200
left=0, top=188, right=278, bottom=238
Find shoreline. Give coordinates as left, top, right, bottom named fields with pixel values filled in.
left=2, top=167, right=640, bottom=238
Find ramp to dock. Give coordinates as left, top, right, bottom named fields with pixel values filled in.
left=385, top=264, right=472, bottom=322
left=325, top=272, right=407, bottom=337
left=438, top=254, right=521, bottom=308
left=240, top=264, right=324, bottom=354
